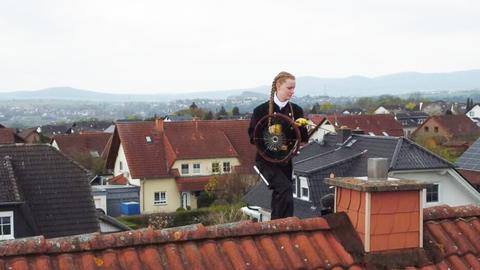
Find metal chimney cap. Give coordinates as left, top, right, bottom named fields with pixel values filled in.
left=367, top=158, right=388, bottom=180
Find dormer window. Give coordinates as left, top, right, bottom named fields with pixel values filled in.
left=299, top=176, right=310, bottom=201
left=145, top=136, right=152, bottom=143
left=0, top=211, right=14, bottom=240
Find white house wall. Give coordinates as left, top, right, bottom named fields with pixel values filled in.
left=114, top=144, right=139, bottom=185
left=172, top=158, right=240, bottom=176
left=390, top=169, right=480, bottom=207
left=309, top=123, right=336, bottom=142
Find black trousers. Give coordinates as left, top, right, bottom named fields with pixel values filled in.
left=271, top=186, right=294, bottom=220
left=256, top=161, right=294, bottom=220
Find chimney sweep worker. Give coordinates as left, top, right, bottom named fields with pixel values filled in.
left=248, top=71, right=309, bottom=219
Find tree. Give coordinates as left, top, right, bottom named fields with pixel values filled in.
left=405, top=102, right=416, bottom=111
left=189, top=102, right=198, bottom=110
left=203, top=111, right=214, bottom=120
left=216, top=106, right=227, bottom=119
left=232, top=106, right=240, bottom=116
left=310, top=103, right=319, bottom=114
left=320, top=102, right=334, bottom=112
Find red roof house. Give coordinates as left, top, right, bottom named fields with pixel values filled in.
left=103, top=119, right=256, bottom=213
left=310, top=114, right=404, bottom=137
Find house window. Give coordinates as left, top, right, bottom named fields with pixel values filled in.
left=424, top=126, right=429, bottom=132
left=470, top=111, right=474, bottom=117
left=434, top=126, right=439, bottom=133
left=119, top=161, right=123, bottom=171
left=426, top=184, right=439, bottom=203
left=181, top=164, right=189, bottom=175
left=223, top=162, right=231, bottom=173
left=0, top=211, right=13, bottom=240
left=145, top=136, right=152, bottom=143
left=212, top=162, right=220, bottom=173
left=154, top=192, right=167, bottom=205
left=193, top=163, right=200, bottom=174
left=299, top=176, right=309, bottom=201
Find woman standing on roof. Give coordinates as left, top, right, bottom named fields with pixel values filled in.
left=248, top=71, right=309, bottom=219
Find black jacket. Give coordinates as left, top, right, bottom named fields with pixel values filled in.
left=248, top=101, right=308, bottom=178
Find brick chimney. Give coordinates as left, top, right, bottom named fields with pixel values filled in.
left=325, top=158, right=427, bottom=252
left=154, top=118, right=164, bottom=132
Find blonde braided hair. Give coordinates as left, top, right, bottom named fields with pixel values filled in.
left=269, top=71, right=295, bottom=116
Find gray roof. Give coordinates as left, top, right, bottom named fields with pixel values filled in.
left=244, top=133, right=452, bottom=218
left=456, top=137, right=480, bottom=171
left=0, top=144, right=99, bottom=238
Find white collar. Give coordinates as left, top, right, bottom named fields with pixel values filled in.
left=274, top=93, right=288, bottom=109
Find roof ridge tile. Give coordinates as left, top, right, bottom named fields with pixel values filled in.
left=0, top=217, right=330, bottom=257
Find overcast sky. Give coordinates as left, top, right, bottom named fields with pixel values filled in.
left=1, top=0, right=479, bottom=94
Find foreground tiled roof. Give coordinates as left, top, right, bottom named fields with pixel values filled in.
left=325, top=114, right=404, bottom=137
left=0, top=144, right=99, bottom=238
left=0, top=214, right=367, bottom=270
left=2, top=205, right=479, bottom=269
left=53, top=132, right=111, bottom=160
left=423, top=205, right=480, bottom=269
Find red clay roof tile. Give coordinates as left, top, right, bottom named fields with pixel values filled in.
left=0, top=216, right=366, bottom=270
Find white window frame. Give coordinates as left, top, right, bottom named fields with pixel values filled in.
left=212, top=162, right=220, bottom=174
left=0, top=211, right=14, bottom=240
left=299, top=176, right=310, bottom=201
left=426, top=183, right=440, bottom=204
left=193, top=163, right=200, bottom=174
left=153, top=191, right=167, bottom=205
left=223, top=162, right=231, bottom=173
left=181, top=163, right=189, bottom=175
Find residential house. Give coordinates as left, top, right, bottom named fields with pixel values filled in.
left=313, top=114, right=404, bottom=137
left=394, top=111, right=429, bottom=137
left=373, top=105, right=404, bottom=115
left=2, top=182, right=479, bottom=269
left=422, top=101, right=449, bottom=115
left=16, top=127, right=41, bottom=143
left=341, top=108, right=365, bottom=115
left=456, top=137, right=480, bottom=191
left=306, top=114, right=336, bottom=142
left=243, top=131, right=480, bottom=219
left=0, top=128, right=25, bottom=144
left=0, top=144, right=99, bottom=240
left=466, top=104, right=480, bottom=124
left=411, top=114, right=480, bottom=150
left=51, top=132, right=112, bottom=172
left=104, top=119, right=256, bottom=213
left=40, top=120, right=113, bottom=138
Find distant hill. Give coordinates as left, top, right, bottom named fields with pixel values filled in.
left=1, top=69, right=480, bottom=101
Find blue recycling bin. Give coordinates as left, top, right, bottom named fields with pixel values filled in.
left=120, top=202, right=140, bottom=215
